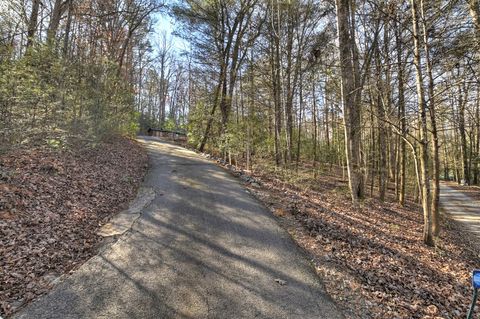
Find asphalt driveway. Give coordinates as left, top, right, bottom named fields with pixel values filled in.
left=14, top=138, right=343, bottom=319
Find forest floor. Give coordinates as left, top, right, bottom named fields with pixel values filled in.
left=0, top=136, right=148, bottom=317
left=207, top=156, right=479, bottom=319
left=3, top=134, right=479, bottom=319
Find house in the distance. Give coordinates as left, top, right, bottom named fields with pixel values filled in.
left=147, top=128, right=187, bottom=142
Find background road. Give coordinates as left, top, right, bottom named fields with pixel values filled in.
left=440, top=182, right=480, bottom=240
left=15, top=138, right=343, bottom=319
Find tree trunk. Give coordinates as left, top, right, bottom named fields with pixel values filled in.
left=312, top=79, right=318, bottom=176
left=420, top=0, right=440, bottom=236
left=62, top=0, right=74, bottom=56
left=296, top=71, right=304, bottom=172
left=394, top=12, right=407, bottom=206
left=285, top=7, right=294, bottom=164
left=198, top=76, right=223, bottom=152
left=475, top=93, right=480, bottom=184
left=26, top=0, right=41, bottom=49
left=47, top=0, right=65, bottom=44
left=374, top=42, right=387, bottom=201
left=335, top=0, right=364, bottom=204
left=410, top=0, right=434, bottom=246
left=458, top=82, right=469, bottom=184
left=270, top=3, right=283, bottom=166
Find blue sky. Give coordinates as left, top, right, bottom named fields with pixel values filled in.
left=151, top=12, right=188, bottom=53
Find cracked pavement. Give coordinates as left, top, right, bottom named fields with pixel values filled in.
left=14, top=138, right=343, bottom=319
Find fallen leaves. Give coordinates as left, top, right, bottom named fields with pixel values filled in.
left=240, top=165, right=477, bottom=319
left=0, top=136, right=147, bottom=317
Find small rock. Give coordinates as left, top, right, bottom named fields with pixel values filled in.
left=251, top=182, right=260, bottom=188
left=274, top=278, right=287, bottom=285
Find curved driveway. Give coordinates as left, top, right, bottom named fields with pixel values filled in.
left=15, top=138, right=343, bottom=319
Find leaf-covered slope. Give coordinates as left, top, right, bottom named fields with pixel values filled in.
left=0, top=137, right=148, bottom=317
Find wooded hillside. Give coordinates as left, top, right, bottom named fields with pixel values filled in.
left=0, top=0, right=165, bottom=145
left=169, top=0, right=480, bottom=247
left=2, top=1, right=480, bottom=317
left=2, top=0, right=480, bottom=245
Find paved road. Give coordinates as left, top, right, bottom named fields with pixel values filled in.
left=440, top=183, right=480, bottom=238
left=15, top=138, right=343, bottom=319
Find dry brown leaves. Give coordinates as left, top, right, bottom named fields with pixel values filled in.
left=0, top=137, right=147, bottom=317
left=242, top=168, right=476, bottom=319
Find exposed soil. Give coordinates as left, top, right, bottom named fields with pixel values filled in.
left=0, top=136, right=148, bottom=317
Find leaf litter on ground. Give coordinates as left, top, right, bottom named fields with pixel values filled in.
left=246, top=167, right=478, bottom=319
left=209, top=156, right=478, bottom=319
left=0, top=136, right=147, bottom=317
